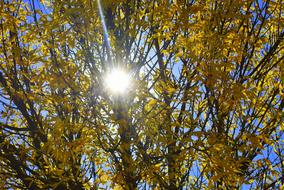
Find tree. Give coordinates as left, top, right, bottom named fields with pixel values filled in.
left=0, top=0, right=283, bottom=189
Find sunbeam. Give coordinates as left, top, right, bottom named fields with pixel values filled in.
left=97, top=0, right=111, bottom=53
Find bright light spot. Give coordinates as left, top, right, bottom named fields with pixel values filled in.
left=105, top=69, right=131, bottom=94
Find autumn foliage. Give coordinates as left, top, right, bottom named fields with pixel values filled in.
left=0, top=0, right=284, bottom=189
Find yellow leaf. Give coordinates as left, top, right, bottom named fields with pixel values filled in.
left=100, top=174, right=109, bottom=184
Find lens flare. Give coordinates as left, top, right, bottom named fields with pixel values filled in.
left=97, top=0, right=111, bottom=51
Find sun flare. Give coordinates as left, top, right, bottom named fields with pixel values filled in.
left=105, top=69, right=131, bottom=94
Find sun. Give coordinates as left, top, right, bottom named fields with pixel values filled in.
left=105, top=69, right=131, bottom=94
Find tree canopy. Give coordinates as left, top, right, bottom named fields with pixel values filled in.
left=0, top=0, right=284, bottom=189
